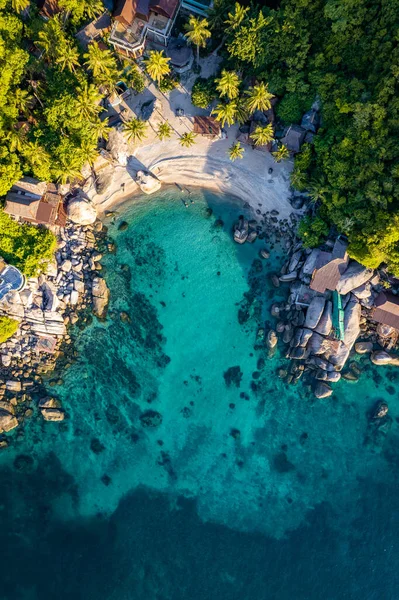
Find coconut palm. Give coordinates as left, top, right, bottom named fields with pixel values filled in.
left=245, top=82, right=274, bottom=114
left=225, top=2, right=249, bottom=30
left=215, top=70, right=240, bottom=100
left=75, top=82, right=102, bottom=121
left=235, top=99, right=249, bottom=124
left=84, top=0, right=104, bottom=19
left=7, top=128, right=26, bottom=153
left=184, top=16, right=211, bottom=62
left=89, top=118, right=110, bottom=141
left=180, top=132, right=197, bottom=148
left=212, top=101, right=238, bottom=127
left=56, top=42, right=80, bottom=72
left=11, top=0, right=29, bottom=12
left=157, top=122, right=172, bottom=141
left=14, top=89, right=33, bottom=115
left=272, top=144, right=290, bottom=162
left=124, top=118, right=148, bottom=142
left=228, top=142, right=244, bottom=161
left=37, top=16, right=65, bottom=61
left=84, top=41, right=118, bottom=82
left=250, top=123, right=274, bottom=146
left=144, top=50, right=171, bottom=85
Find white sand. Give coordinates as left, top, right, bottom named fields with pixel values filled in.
left=89, top=132, right=295, bottom=219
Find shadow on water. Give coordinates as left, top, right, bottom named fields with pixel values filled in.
left=1, top=454, right=399, bottom=600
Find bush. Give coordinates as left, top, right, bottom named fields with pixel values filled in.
left=159, top=75, right=178, bottom=93
left=0, top=316, right=18, bottom=344
left=126, top=67, right=146, bottom=94
left=0, top=210, right=57, bottom=277
left=191, top=77, right=216, bottom=109
left=276, top=92, right=311, bottom=124
left=297, top=215, right=329, bottom=248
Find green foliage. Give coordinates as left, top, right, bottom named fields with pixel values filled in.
left=298, top=215, right=329, bottom=248
left=125, top=65, right=145, bottom=94
left=0, top=4, right=120, bottom=193
left=191, top=77, right=216, bottom=109
left=0, top=316, right=18, bottom=344
left=215, top=69, right=240, bottom=100
left=184, top=16, right=211, bottom=61
left=228, top=141, right=244, bottom=161
left=158, top=74, right=178, bottom=93
left=0, top=210, right=57, bottom=277
left=276, top=92, right=310, bottom=124
left=250, top=123, right=274, bottom=146
left=157, top=122, right=172, bottom=141
left=179, top=132, right=196, bottom=148
left=144, top=50, right=170, bottom=85
left=123, top=118, right=147, bottom=143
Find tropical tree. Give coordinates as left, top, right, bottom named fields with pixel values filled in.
left=228, top=141, right=244, bottom=161
left=157, top=122, right=172, bottom=141
left=225, top=3, right=250, bottom=30
left=250, top=123, right=274, bottom=146
left=245, top=82, right=274, bottom=114
left=215, top=70, right=240, bottom=100
left=144, top=50, right=171, bottom=85
left=123, top=118, right=148, bottom=142
left=235, top=99, right=249, bottom=124
left=7, top=128, right=26, bottom=153
left=14, top=88, right=32, bottom=115
left=272, top=144, right=290, bottom=162
left=84, top=41, right=118, bottom=85
left=11, top=0, right=29, bottom=13
left=37, top=16, right=65, bottom=61
left=184, top=16, right=211, bottom=62
left=88, top=118, right=110, bottom=141
left=212, top=101, right=238, bottom=127
left=56, top=42, right=80, bottom=72
left=74, top=82, right=102, bottom=120
left=84, top=0, right=104, bottom=19
left=180, top=132, right=197, bottom=148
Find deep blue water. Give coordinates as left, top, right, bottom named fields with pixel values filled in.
left=1, top=189, right=399, bottom=599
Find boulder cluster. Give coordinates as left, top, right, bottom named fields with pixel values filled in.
left=0, top=215, right=110, bottom=440
left=269, top=242, right=399, bottom=397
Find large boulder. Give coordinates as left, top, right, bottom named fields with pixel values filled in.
left=314, top=301, right=332, bottom=336
left=67, top=197, right=97, bottom=225
left=355, top=341, right=373, bottom=354
left=314, top=381, right=333, bottom=399
left=343, top=300, right=361, bottom=348
left=92, top=277, right=110, bottom=319
left=304, top=296, right=326, bottom=329
left=336, top=261, right=374, bottom=295
left=0, top=409, right=18, bottom=432
left=135, top=170, right=161, bottom=195
left=107, top=128, right=129, bottom=166
left=371, top=351, right=399, bottom=366
left=41, top=408, right=64, bottom=421
left=301, top=249, right=320, bottom=276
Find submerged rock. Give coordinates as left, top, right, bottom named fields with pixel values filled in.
left=140, top=410, right=163, bottom=427
left=266, top=330, right=278, bottom=349
left=372, top=401, right=389, bottom=419
left=223, top=366, right=243, bottom=388
left=314, top=381, right=333, bottom=399
left=92, top=277, right=110, bottom=319
left=41, top=408, right=65, bottom=422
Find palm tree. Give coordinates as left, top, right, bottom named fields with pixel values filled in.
left=11, top=0, right=29, bottom=12
left=55, top=162, right=83, bottom=185
left=215, top=70, right=240, bottom=100
left=56, top=42, right=80, bottom=73
left=272, top=144, right=290, bottom=162
left=184, top=16, right=211, bottom=63
left=235, top=99, right=249, bottom=124
left=157, top=122, right=172, bottom=141
left=89, top=118, right=110, bottom=141
left=144, top=50, right=171, bottom=85
left=124, top=118, right=148, bottom=142
left=180, top=132, right=197, bottom=148
left=228, top=142, right=244, bottom=161
left=7, top=128, right=26, bottom=153
left=212, top=101, right=238, bottom=127
left=84, top=41, right=118, bottom=81
left=245, top=82, right=274, bottom=114
left=14, top=89, right=33, bottom=115
left=75, top=82, right=102, bottom=121
left=225, top=2, right=250, bottom=30
left=84, top=0, right=104, bottom=19
left=250, top=123, right=274, bottom=146
left=37, top=16, right=65, bottom=61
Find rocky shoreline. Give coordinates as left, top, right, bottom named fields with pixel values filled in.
left=264, top=236, right=399, bottom=405
left=0, top=215, right=111, bottom=443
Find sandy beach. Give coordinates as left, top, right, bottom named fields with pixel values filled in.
left=88, top=131, right=295, bottom=219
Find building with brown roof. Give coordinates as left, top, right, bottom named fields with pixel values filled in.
left=310, top=239, right=349, bottom=294
left=193, top=116, right=220, bottom=138
left=75, top=13, right=112, bottom=49
left=109, top=0, right=181, bottom=57
left=372, top=292, right=399, bottom=330
left=34, top=0, right=62, bottom=18
left=5, top=179, right=65, bottom=227
left=281, top=124, right=306, bottom=153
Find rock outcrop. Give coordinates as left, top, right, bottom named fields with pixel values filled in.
left=67, top=197, right=97, bottom=225
left=92, top=277, right=110, bottom=319
left=336, top=262, right=374, bottom=295
left=135, top=170, right=161, bottom=195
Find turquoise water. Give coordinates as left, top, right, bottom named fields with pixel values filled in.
left=1, top=189, right=399, bottom=598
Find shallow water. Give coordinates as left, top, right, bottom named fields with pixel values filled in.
left=1, top=189, right=399, bottom=599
